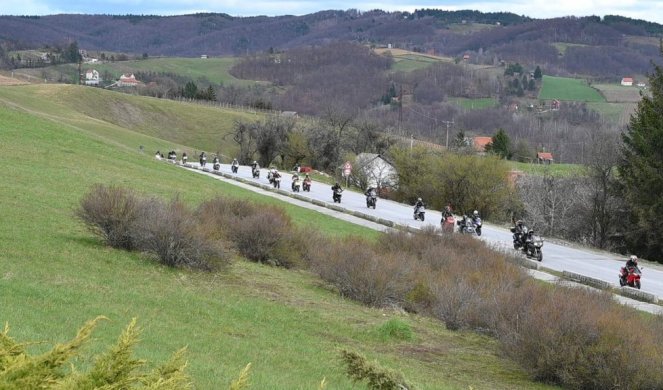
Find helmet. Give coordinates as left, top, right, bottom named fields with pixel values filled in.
left=629, top=255, right=638, bottom=263
left=516, top=220, right=523, bottom=226
left=473, top=210, right=479, bottom=217
left=445, top=206, right=451, bottom=212
left=417, top=197, right=422, bottom=202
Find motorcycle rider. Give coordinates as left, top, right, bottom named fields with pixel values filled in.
left=331, top=182, right=343, bottom=201
left=414, top=197, right=425, bottom=210
left=513, top=220, right=527, bottom=247
left=212, top=155, right=219, bottom=164
left=625, top=255, right=640, bottom=271
left=303, top=174, right=312, bottom=190
left=471, top=210, right=480, bottom=223
left=365, top=186, right=377, bottom=198
left=182, top=152, right=188, bottom=164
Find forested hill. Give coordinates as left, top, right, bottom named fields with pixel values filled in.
left=1, top=10, right=662, bottom=77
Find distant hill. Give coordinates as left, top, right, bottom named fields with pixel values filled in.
left=1, top=11, right=662, bottom=78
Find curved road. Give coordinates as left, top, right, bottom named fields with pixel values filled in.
left=186, top=162, right=663, bottom=299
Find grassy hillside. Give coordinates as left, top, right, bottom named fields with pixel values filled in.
left=0, top=84, right=555, bottom=389
left=0, top=84, right=264, bottom=158
left=538, top=75, right=605, bottom=102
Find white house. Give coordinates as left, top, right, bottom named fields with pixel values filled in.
left=117, top=73, right=140, bottom=87
left=621, top=77, right=634, bottom=86
left=84, top=69, right=100, bottom=85
left=354, top=153, right=398, bottom=190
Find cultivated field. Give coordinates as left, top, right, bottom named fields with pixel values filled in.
left=374, top=48, right=454, bottom=72
left=0, top=84, right=555, bottom=389
left=593, top=83, right=644, bottom=103
left=538, top=75, right=605, bottom=102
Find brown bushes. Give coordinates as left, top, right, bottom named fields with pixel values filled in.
left=76, top=184, right=141, bottom=250
left=77, top=185, right=227, bottom=270
left=309, top=228, right=663, bottom=389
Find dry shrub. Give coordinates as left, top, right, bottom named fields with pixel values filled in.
left=196, top=197, right=260, bottom=240
left=76, top=184, right=141, bottom=250
left=497, top=285, right=663, bottom=389
left=133, top=198, right=227, bottom=270
left=228, top=206, right=292, bottom=265
left=309, top=237, right=415, bottom=307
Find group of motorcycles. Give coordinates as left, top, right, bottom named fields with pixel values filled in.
left=200, top=161, right=649, bottom=291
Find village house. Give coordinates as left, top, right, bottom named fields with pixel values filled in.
left=354, top=153, right=398, bottom=191
left=472, top=136, right=492, bottom=155
left=117, top=74, right=140, bottom=87
left=84, top=69, right=100, bottom=86
left=621, top=77, right=634, bottom=86
left=537, top=151, right=554, bottom=164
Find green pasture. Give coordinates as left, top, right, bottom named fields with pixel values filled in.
left=508, top=160, right=587, bottom=177
left=0, top=84, right=555, bottom=389
left=450, top=97, right=497, bottom=110
left=538, top=75, right=605, bottom=102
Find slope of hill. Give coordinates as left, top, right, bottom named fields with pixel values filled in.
left=0, top=84, right=262, bottom=155
left=0, top=84, right=555, bottom=388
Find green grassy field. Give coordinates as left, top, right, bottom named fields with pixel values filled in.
left=0, top=84, right=556, bottom=389
left=89, top=57, right=250, bottom=85
left=450, top=97, right=497, bottom=110
left=587, top=101, right=637, bottom=125
left=15, top=57, right=252, bottom=86
left=0, top=84, right=264, bottom=158
left=508, top=160, right=587, bottom=177
left=538, top=75, right=605, bottom=102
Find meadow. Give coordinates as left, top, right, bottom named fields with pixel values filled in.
left=538, top=75, right=605, bottom=102
left=0, top=84, right=553, bottom=389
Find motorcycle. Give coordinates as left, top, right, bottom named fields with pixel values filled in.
left=366, top=192, right=377, bottom=209
left=231, top=163, right=239, bottom=174
left=414, top=205, right=425, bottom=221
left=302, top=179, right=312, bottom=192
left=511, top=227, right=544, bottom=261
left=619, top=266, right=642, bottom=289
left=272, top=175, right=281, bottom=189
left=332, top=188, right=343, bottom=203
left=200, top=156, right=207, bottom=167
left=457, top=216, right=476, bottom=235
left=291, top=178, right=301, bottom=192
left=252, top=167, right=260, bottom=179
left=473, top=217, right=482, bottom=236
left=441, top=215, right=455, bottom=233
left=213, top=162, right=220, bottom=171
left=182, top=156, right=188, bottom=164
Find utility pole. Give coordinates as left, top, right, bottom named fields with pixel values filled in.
left=442, top=120, right=454, bottom=149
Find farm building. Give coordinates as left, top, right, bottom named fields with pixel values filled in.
left=621, top=77, right=634, bottom=86
left=537, top=152, right=554, bottom=164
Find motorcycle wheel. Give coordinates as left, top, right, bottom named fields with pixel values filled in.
left=513, top=243, right=519, bottom=250
left=619, top=277, right=626, bottom=287
left=635, top=280, right=641, bottom=290
left=476, top=228, right=482, bottom=236
left=536, top=251, right=543, bottom=262
left=420, top=214, right=424, bottom=222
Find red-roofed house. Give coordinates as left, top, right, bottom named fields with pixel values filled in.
left=621, top=77, right=633, bottom=86
left=472, top=136, right=492, bottom=154
left=537, top=152, right=554, bottom=164
left=117, top=73, right=140, bottom=87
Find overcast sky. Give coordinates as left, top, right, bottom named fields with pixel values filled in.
left=2, top=0, right=663, bottom=24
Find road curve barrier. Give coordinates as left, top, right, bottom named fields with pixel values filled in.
left=562, top=271, right=612, bottom=290
left=618, top=286, right=658, bottom=304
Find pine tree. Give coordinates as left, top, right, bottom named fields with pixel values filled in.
left=618, top=49, right=663, bottom=262
left=486, top=128, right=511, bottom=159
left=534, top=65, right=542, bottom=80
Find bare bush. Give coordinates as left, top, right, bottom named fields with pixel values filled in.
left=133, top=198, right=227, bottom=270
left=309, top=237, right=415, bottom=307
left=228, top=207, right=292, bottom=266
left=76, top=184, right=141, bottom=250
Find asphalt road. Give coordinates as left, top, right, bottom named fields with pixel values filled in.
left=189, top=161, right=663, bottom=298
